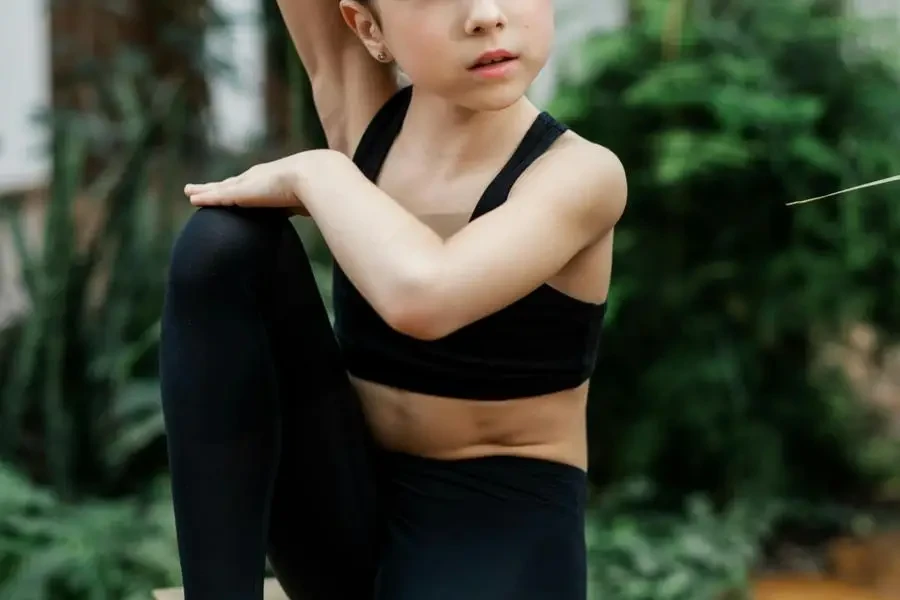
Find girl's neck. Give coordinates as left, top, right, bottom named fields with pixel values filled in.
left=399, top=87, right=541, bottom=172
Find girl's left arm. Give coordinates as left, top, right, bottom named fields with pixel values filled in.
left=295, top=144, right=626, bottom=340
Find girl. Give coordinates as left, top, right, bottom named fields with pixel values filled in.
left=161, top=0, right=627, bottom=598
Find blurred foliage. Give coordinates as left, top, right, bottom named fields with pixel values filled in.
left=0, top=79, right=189, bottom=600
left=0, top=0, right=320, bottom=498
left=550, top=0, right=900, bottom=509
left=1, top=0, right=900, bottom=598
left=0, top=465, right=177, bottom=600
left=0, top=1, right=327, bottom=597
left=586, top=480, right=778, bottom=600
left=0, top=80, right=185, bottom=500
left=1, top=3, right=245, bottom=597
left=46, top=0, right=213, bottom=173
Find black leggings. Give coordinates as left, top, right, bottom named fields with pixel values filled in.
left=160, top=207, right=588, bottom=600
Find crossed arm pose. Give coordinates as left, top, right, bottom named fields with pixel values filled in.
left=185, top=138, right=624, bottom=338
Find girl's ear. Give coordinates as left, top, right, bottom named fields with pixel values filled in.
left=339, top=0, right=393, bottom=63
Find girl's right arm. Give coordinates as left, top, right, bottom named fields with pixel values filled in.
left=275, top=0, right=399, bottom=157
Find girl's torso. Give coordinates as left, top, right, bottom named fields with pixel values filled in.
left=347, top=109, right=613, bottom=471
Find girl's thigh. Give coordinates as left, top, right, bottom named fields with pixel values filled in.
left=374, top=510, right=586, bottom=600
left=259, top=216, right=383, bottom=600
left=373, top=453, right=588, bottom=600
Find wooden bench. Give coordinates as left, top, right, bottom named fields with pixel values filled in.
left=153, top=578, right=288, bottom=600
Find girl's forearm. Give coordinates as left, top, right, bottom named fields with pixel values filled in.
left=295, top=151, right=445, bottom=323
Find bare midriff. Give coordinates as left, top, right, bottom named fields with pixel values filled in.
left=350, top=376, right=589, bottom=471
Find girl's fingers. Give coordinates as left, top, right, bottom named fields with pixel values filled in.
left=185, top=184, right=219, bottom=196
left=189, top=179, right=268, bottom=206
left=188, top=184, right=245, bottom=206
left=189, top=192, right=226, bottom=206
left=185, top=182, right=225, bottom=193
left=185, top=176, right=242, bottom=195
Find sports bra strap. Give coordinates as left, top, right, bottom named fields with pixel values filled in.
left=470, top=112, right=568, bottom=221
left=350, top=85, right=569, bottom=223
left=351, top=86, right=413, bottom=182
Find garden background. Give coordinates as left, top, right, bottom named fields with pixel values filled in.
left=2, top=0, right=900, bottom=598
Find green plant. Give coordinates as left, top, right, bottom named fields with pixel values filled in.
left=0, top=76, right=191, bottom=497
left=0, top=5, right=333, bottom=597
left=0, top=463, right=178, bottom=600
left=587, top=481, right=777, bottom=600
left=0, top=73, right=195, bottom=600
left=552, top=0, right=900, bottom=504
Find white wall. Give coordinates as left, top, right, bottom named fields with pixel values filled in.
left=205, top=0, right=267, bottom=151
left=0, top=0, right=51, bottom=193
left=0, top=0, right=269, bottom=197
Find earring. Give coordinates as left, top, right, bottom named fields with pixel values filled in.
left=377, top=51, right=388, bottom=62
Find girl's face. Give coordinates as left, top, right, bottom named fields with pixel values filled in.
left=344, top=0, right=554, bottom=111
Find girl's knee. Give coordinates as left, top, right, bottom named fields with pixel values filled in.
left=167, top=207, right=286, bottom=292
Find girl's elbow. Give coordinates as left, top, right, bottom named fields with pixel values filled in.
left=381, top=295, right=449, bottom=341
left=379, top=277, right=453, bottom=341
left=376, top=257, right=455, bottom=340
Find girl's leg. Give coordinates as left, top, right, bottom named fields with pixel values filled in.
left=160, top=207, right=379, bottom=600
left=374, top=453, right=587, bottom=600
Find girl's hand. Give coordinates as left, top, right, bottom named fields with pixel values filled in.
left=185, top=153, right=311, bottom=211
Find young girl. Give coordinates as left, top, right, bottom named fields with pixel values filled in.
left=161, top=0, right=627, bottom=598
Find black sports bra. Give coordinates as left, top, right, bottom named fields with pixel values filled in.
left=332, top=86, right=607, bottom=400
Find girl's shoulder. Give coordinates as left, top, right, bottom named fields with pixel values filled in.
left=513, top=127, right=627, bottom=219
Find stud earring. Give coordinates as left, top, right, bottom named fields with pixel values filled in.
left=377, top=51, right=387, bottom=62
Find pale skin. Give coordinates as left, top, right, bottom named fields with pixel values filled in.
left=184, top=0, right=627, bottom=470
